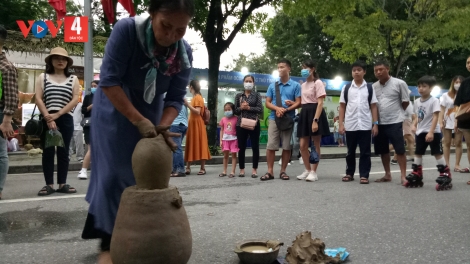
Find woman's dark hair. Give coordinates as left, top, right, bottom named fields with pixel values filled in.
left=449, top=75, right=465, bottom=97
left=243, top=75, right=255, bottom=83
left=302, top=59, right=320, bottom=81
left=149, top=0, right=195, bottom=17
left=190, top=80, right=201, bottom=94
left=45, top=56, right=71, bottom=77
left=224, top=102, right=235, bottom=112
left=91, top=80, right=99, bottom=85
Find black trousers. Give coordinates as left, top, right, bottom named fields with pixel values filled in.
left=345, top=130, right=372, bottom=178
left=236, top=123, right=260, bottom=169
left=40, top=114, right=74, bottom=185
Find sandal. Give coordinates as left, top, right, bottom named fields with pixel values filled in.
left=171, top=172, right=186, bottom=177
left=56, top=184, right=77, bottom=194
left=185, top=168, right=191, bottom=175
left=229, top=174, right=235, bottom=178
left=251, top=174, right=258, bottom=178
left=460, top=168, right=470, bottom=173
left=238, top=173, right=245, bottom=177
left=342, top=175, right=354, bottom=182
left=219, top=173, right=227, bottom=177
left=454, top=168, right=461, bottom=172
left=38, top=185, right=55, bottom=196
left=360, top=177, right=369, bottom=184
left=260, top=173, right=274, bottom=181
left=467, top=181, right=470, bottom=185
left=279, top=172, right=290, bottom=180
left=197, top=169, right=206, bottom=175
left=374, top=177, right=392, bottom=182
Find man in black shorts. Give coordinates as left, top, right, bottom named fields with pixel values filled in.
left=372, top=61, right=410, bottom=184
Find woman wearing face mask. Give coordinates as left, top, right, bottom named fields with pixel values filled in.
left=455, top=55, right=470, bottom=177
left=81, top=1, right=194, bottom=262
left=77, top=80, right=98, bottom=180
left=295, top=59, right=330, bottom=182
left=439, top=76, right=465, bottom=172
left=234, top=75, right=263, bottom=178
left=184, top=80, right=211, bottom=175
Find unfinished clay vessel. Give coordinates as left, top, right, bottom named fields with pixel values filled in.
left=110, top=135, right=192, bottom=264
left=285, top=231, right=340, bottom=264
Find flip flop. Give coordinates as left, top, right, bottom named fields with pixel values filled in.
left=460, top=168, right=470, bottom=173
left=251, top=174, right=258, bottom=178
left=454, top=168, right=461, bottom=172
left=219, top=173, right=227, bottom=177
left=171, top=172, right=186, bottom=177
left=374, top=177, right=392, bottom=182
left=238, top=173, right=245, bottom=177
left=229, top=174, right=235, bottom=178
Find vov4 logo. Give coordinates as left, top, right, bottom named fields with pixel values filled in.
left=16, top=16, right=89, bottom=43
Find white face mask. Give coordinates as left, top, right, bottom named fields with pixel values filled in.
left=244, top=83, right=254, bottom=90
left=454, top=83, right=460, bottom=90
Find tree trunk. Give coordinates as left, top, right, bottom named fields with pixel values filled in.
left=206, top=47, right=222, bottom=149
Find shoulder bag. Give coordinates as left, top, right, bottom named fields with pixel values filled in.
left=274, top=82, right=294, bottom=131
left=240, top=94, right=257, bottom=130
left=25, top=74, right=46, bottom=136
left=455, top=101, right=470, bottom=121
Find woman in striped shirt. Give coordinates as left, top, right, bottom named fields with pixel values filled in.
left=34, top=47, right=81, bottom=196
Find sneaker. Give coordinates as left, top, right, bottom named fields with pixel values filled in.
left=278, top=159, right=282, bottom=165
left=299, top=158, right=304, bottom=165
left=306, top=171, right=318, bottom=182
left=296, top=170, right=310, bottom=180
left=78, top=159, right=84, bottom=163
left=77, top=170, right=88, bottom=180
left=390, top=159, right=398, bottom=165
left=407, top=158, right=414, bottom=162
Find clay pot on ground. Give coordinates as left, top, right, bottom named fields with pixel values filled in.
left=110, top=135, right=192, bottom=264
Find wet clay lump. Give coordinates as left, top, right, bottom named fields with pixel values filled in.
left=285, top=231, right=341, bottom=264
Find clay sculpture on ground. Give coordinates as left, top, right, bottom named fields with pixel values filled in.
left=110, top=133, right=192, bottom=264
left=285, top=231, right=341, bottom=264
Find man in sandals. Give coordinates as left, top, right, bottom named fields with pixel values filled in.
left=339, top=61, right=379, bottom=184
left=0, top=25, right=19, bottom=200
left=262, top=58, right=301, bottom=181
left=372, top=61, right=410, bottom=184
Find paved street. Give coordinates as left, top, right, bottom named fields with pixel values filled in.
left=1, top=154, right=470, bottom=264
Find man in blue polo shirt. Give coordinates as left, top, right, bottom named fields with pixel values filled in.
left=261, top=58, right=301, bottom=181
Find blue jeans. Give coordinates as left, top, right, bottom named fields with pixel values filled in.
left=170, top=124, right=187, bottom=173
left=0, top=112, right=9, bottom=193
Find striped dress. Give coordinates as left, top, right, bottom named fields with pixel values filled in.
left=43, top=73, right=75, bottom=114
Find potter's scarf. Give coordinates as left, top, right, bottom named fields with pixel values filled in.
left=136, top=16, right=191, bottom=104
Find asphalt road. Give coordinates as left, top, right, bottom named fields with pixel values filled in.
left=1, top=154, right=470, bottom=264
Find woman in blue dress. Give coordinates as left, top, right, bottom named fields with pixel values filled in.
left=81, top=0, right=194, bottom=263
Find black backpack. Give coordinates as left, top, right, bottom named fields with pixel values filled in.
left=344, top=83, right=374, bottom=106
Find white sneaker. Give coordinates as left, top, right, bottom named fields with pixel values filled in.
left=278, top=159, right=282, bottom=165
left=299, top=158, right=304, bottom=165
left=77, top=170, right=88, bottom=180
left=296, top=170, right=310, bottom=180
left=306, top=171, right=318, bottom=182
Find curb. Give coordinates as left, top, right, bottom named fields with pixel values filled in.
left=8, top=148, right=466, bottom=174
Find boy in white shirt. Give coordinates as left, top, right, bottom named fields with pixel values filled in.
left=339, top=61, right=379, bottom=184
left=406, top=76, right=452, bottom=190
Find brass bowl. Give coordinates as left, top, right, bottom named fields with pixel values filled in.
left=234, top=239, right=283, bottom=264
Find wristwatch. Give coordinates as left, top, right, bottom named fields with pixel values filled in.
left=314, top=118, right=319, bottom=123
left=373, top=121, right=379, bottom=125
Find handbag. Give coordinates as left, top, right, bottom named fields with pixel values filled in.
left=24, top=104, right=43, bottom=136
left=81, top=117, right=91, bottom=127
left=274, top=81, right=294, bottom=131
left=240, top=96, right=257, bottom=130
left=309, top=144, right=320, bottom=164
left=455, top=102, right=470, bottom=121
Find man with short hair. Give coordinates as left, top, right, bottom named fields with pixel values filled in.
left=372, top=61, right=410, bottom=184
left=0, top=25, right=19, bottom=199
left=261, top=58, right=301, bottom=181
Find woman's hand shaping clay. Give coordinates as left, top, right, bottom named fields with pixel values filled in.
left=133, top=119, right=158, bottom=138
left=155, top=125, right=181, bottom=152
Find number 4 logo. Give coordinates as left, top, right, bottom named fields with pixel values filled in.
left=64, top=16, right=88, bottom=42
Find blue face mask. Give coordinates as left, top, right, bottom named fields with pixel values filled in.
left=301, top=69, right=310, bottom=78
left=224, top=111, right=233, bottom=117
left=91, top=88, right=97, bottom=94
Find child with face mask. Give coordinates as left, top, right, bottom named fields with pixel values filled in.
left=219, top=102, right=239, bottom=178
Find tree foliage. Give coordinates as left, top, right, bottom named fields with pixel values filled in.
left=226, top=52, right=275, bottom=74
left=284, top=0, right=470, bottom=77
left=191, top=0, right=281, bottom=149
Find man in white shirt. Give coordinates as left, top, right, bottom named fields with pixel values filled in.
left=339, top=61, right=379, bottom=184
left=69, top=102, right=84, bottom=162
left=372, top=61, right=410, bottom=184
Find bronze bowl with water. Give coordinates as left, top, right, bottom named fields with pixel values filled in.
left=234, top=239, right=284, bottom=264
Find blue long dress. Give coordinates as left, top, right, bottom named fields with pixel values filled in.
left=85, top=17, right=193, bottom=236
